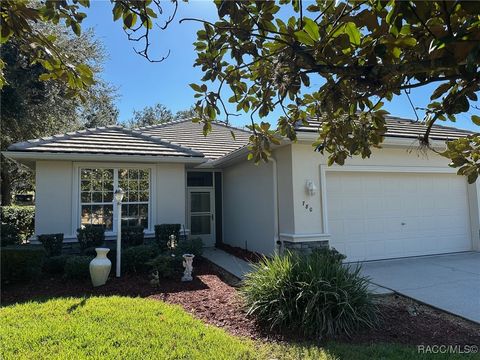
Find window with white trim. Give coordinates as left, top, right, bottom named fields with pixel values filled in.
left=80, top=168, right=150, bottom=231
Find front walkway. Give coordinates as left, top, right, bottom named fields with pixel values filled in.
left=361, top=252, right=480, bottom=323
left=203, top=247, right=391, bottom=295
left=203, top=248, right=253, bottom=280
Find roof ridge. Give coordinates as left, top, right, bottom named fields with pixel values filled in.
left=123, top=127, right=204, bottom=157
left=135, top=118, right=252, bottom=135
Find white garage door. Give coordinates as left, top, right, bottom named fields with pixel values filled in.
left=327, top=172, right=471, bottom=262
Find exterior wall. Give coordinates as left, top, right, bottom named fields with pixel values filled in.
left=155, top=163, right=186, bottom=226
left=289, top=143, right=480, bottom=251
left=35, top=161, right=74, bottom=237
left=34, top=161, right=187, bottom=241
left=222, top=159, right=276, bottom=255
left=273, top=145, right=295, bottom=235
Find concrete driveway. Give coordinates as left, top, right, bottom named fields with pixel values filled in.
left=360, top=252, right=480, bottom=323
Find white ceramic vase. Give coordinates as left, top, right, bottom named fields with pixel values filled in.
left=89, top=248, right=111, bottom=287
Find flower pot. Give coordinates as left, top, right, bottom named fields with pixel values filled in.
left=89, top=248, right=111, bottom=287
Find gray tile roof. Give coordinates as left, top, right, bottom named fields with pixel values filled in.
left=138, top=119, right=251, bottom=160
left=8, top=126, right=204, bottom=158
left=296, top=116, right=475, bottom=140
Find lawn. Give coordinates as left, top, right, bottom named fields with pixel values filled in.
left=1, top=296, right=478, bottom=360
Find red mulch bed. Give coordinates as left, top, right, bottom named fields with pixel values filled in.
left=216, top=243, right=263, bottom=263
left=2, top=257, right=479, bottom=346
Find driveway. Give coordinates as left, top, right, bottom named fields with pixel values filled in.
left=360, top=252, right=480, bottom=323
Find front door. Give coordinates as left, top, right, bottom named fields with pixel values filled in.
left=188, top=189, right=215, bottom=246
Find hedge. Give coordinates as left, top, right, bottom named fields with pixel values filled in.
left=1, top=246, right=46, bottom=283
left=1, top=206, right=35, bottom=243
left=38, top=233, right=64, bottom=256
left=77, top=225, right=105, bottom=250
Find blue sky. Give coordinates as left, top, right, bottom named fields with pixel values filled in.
left=84, top=1, right=477, bottom=131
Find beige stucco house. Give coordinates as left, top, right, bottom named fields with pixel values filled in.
left=5, top=117, right=479, bottom=262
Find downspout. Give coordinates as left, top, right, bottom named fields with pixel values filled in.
left=270, top=157, right=280, bottom=255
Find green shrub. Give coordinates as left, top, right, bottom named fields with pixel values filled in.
left=122, top=244, right=159, bottom=273
left=241, top=248, right=378, bottom=338
left=64, top=256, right=93, bottom=280
left=38, top=233, right=64, bottom=256
left=1, top=223, right=21, bottom=247
left=43, top=255, right=69, bottom=275
left=148, top=253, right=182, bottom=279
left=175, top=237, right=203, bottom=256
left=1, top=205, right=35, bottom=242
left=154, top=224, right=181, bottom=251
left=122, top=226, right=144, bottom=248
left=77, top=225, right=105, bottom=250
left=1, top=246, right=45, bottom=283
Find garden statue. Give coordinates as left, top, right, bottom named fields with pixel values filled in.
left=181, top=254, right=195, bottom=282
left=167, top=234, right=177, bottom=253
left=150, top=271, right=159, bottom=286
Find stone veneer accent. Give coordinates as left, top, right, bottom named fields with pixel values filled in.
left=281, top=240, right=329, bottom=255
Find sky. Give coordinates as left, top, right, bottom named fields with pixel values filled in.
left=84, top=1, right=478, bottom=131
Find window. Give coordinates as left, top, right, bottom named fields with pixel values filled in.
left=118, top=169, right=149, bottom=228
left=187, top=172, right=213, bottom=187
left=80, top=169, right=114, bottom=231
left=80, top=167, right=150, bottom=232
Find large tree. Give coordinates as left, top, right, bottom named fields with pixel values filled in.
left=126, top=104, right=199, bottom=128
left=1, top=1, right=479, bottom=182
left=1, top=23, right=118, bottom=204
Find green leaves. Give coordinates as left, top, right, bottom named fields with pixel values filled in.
left=344, top=22, right=361, bottom=46
left=472, top=115, right=480, bottom=126
left=303, top=18, right=319, bottom=41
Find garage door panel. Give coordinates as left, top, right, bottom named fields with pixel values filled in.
left=327, top=172, right=471, bottom=261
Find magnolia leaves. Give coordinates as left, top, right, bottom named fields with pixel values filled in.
left=442, top=135, right=480, bottom=184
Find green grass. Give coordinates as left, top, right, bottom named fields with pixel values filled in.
left=1, top=296, right=478, bottom=360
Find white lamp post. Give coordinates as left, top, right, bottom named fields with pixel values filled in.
left=114, top=188, right=125, bottom=277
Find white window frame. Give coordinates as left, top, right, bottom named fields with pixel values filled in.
left=72, top=162, right=156, bottom=236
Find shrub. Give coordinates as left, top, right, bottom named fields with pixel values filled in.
left=122, top=244, right=159, bottom=273
left=0, top=205, right=35, bottom=242
left=1, top=246, right=45, bottom=283
left=38, top=233, right=64, bottom=256
left=43, top=255, right=69, bottom=275
left=241, top=248, right=378, bottom=338
left=148, top=253, right=182, bottom=279
left=154, top=224, right=181, bottom=251
left=64, top=256, right=93, bottom=280
left=1, top=223, right=21, bottom=247
left=77, top=225, right=105, bottom=250
left=122, top=226, right=144, bottom=248
left=175, top=237, right=203, bottom=257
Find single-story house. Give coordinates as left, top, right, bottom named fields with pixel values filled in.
left=4, top=117, right=479, bottom=262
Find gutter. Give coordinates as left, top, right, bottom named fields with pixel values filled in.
left=2, top=151, right=207, bottom=164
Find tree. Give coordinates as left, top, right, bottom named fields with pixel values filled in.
left=1, top=1, right=479, bottom=182
left=174, top=106, right=198, bottom=120
left=1, top=24, right=118, bottom=204
left=126, top=104, right=198, bottom=128
left=127, top=103, right=174, bottom=128
left=188, top=0, right=480, bottom=182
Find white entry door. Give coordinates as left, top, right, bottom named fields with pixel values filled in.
left=188, top=189, right=215, bottom=246
left=327, top=172, right=471, bottom=262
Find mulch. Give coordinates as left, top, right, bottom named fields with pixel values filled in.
left=216, top=243, right=264, bottom=263
left=2, top=257, right=479, bottom=346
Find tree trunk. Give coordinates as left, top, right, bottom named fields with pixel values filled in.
left=1, top=157, right=12, bottom=205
